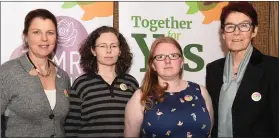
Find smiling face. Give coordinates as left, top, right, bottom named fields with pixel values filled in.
left=25, top=17, right=57, bottom=58
left=222, top=12, right=258, bottom=52
left=91, top=32, right=120, bottom=67
left=151, top=42, right=184, bottom=80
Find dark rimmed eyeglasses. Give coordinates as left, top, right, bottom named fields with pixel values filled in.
left=223, top=22, right=253, bottom=33
left=95, top=43, right=119, bottom=49
left=153, top=53, right=181, bottom=61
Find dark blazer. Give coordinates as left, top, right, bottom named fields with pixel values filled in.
left=206, top=48, right=278, bottom=137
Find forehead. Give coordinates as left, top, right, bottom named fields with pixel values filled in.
left=29, top=17, right=56, bottom=30
left=96, top=32, right=118, bottom=43
left=225, top=12, right=252, bottom=24
left=153, top=42, right=181, bottom=55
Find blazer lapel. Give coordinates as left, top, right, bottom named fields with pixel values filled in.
left=53, top=67, right=69, bottom=112
left=232, top=48, right=264, bottom=109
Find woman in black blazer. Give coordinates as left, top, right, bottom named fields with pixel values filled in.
left=206, top=2, right=278, bottom=137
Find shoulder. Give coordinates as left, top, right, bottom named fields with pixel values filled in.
left=261, top=55, right=279, bottom=78
left=0, top=58, right=21, bottom=74
left=55, top=65, right=70, bottom=81
left=0, top=59, right=21, bottom=88
left=196, top=83, right=211, bottom=103
left=132, top=89, right=143, bottom=98
left=129, top=89, right=143, bottom=104
left=206, top=57, right=225, bottom=70
left=71, top=73, right=93, bottom=89
left=0, top=57, right=26, bottom=81
left=188, top=81, right=209, bottom=97
left=121, top=74, right=139, bottom=87
left=262, top=55, right=279, bottom=67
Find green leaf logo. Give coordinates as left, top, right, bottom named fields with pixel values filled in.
left=62, top=2, right=77, bottom=9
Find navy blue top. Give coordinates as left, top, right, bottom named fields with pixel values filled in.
left=142, top=81, right=211, bottom=138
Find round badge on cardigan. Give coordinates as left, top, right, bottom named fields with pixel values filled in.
left=251, top=92, right=261, bottom=101
left=120, top=83, right=127, bottom=91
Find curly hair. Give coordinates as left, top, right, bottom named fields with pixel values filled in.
left=79, top=26, right=133, bottom=74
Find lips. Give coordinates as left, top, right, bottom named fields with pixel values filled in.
left=232, top=39, right=243, bottom=42
left=39, top=45, right=50, bottom=48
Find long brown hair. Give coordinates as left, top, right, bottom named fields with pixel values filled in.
left=140, top=36, right=184, bottom=109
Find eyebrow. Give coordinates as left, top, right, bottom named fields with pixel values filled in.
left=97, top=42, right=118, bottom=45
left=225, top=20, right=252, bottom=24
left=29, top=28, right=56, bottom=31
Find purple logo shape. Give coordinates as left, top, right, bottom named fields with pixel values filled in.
left=9, top=16, right=88, bottom=84
left=57, top=19, right=78, bottom=47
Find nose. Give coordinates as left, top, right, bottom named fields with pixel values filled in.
left=164, top=56, right=171, bottom=63
left=41, top=34, right=48, bottom=41
left=233, top=26, right=241, bottom=35
left=106, top=46, right=112, bottom=53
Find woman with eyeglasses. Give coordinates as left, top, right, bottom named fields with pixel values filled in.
left=124, top=36, right=214, bottom=138
left=65, top=26, right=139, bottom=137
left=206, top=2, right=278, bottom=137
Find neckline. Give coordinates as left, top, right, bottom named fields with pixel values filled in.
left=44, top=89, right=56, bottom=92
left=165, top=81, right=191, bottom=95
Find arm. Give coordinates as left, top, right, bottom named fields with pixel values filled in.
left=124, top=89, right=144, bottom=137
left=0, top=77, right=8, bottom=116
left=0, top=68, right=13, bottom=115
left=200, top=85, right=214, bottom=137
left=269, top=59, right=279, bottom=135
left=205, top=64, right=212, bottom=95
left=0, top=66, right=14, bottom=136
left=64, top=88, right=82, bottom=137
left=128, top=74, right=139, bottom=92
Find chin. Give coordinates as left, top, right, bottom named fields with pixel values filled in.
left=229, top=47, right=248, bottom=52
left=161, top=72, right=179, bottom=78
left=36, top=52, right=52, bottom=58
left=101, top=62, right=117, bottom=66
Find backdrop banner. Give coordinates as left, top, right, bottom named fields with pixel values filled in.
left=1, top=2, right=228, bottom=86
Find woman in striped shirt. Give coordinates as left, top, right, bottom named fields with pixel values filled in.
left=65, top=26, right=139, bottom=138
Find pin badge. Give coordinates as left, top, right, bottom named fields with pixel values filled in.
left=184, top=95, right=193, bottom=101
left=251, top=92, right=261, bottom=101
left=64, top=89, right=69, bottom=97
left=120, top=83, right=127, bottom=91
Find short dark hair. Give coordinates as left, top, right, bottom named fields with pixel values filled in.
left=79, top=26, right=133, bottom=75
left=23, top=9, right=58, bottom=49
left=220, top=2, right=258, bottom=28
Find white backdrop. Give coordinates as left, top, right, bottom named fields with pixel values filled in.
left=1, top=2, right=228, bottom=86
left=119, top=2, right=228, bottom=85
left=1, top=2, right=113, bottom=83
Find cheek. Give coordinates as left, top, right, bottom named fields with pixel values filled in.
left=96, top=51, right=105, bottom=57
left=152, top=62, right=162, bottom=71
left=223, top=34, right=232, bottom=41
left=27, top=36, right=39, bottom=44
left=49, top=36, right=57, bottom=44
left=114, top=50, right=120, bottom=56
left=244, top=33, right=253, bottom=40
left=174, top=60, right=183, bottom=69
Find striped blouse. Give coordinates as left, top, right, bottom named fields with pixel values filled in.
left=65, top=73, right=139, bottom=138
